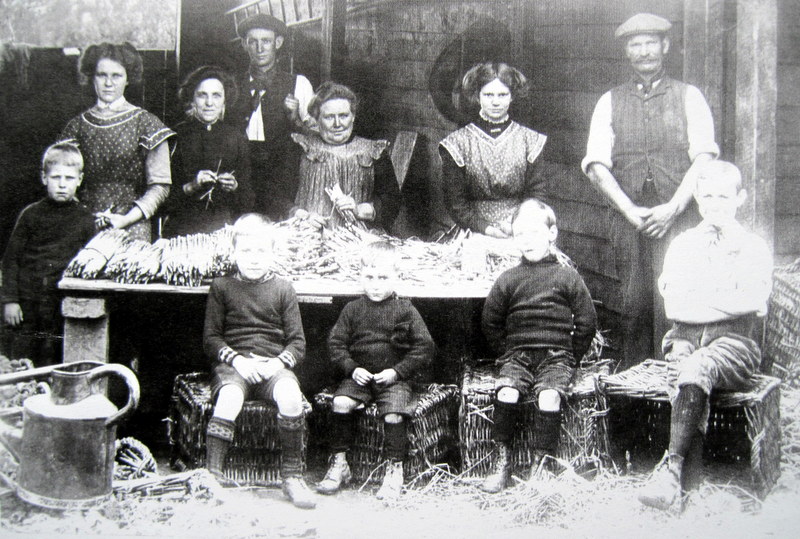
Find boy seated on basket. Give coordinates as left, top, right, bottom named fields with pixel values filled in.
left=203, top=213, right=316, bottom=509
left=317, top=241, right=435, bottom=500
left=1, top=141, right=95, bottom=366
left=638, top=160, right=773, bottom=511
left=480, top=199, right=597, bottom=493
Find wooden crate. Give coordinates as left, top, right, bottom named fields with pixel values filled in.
left=168, top=372, right=307, bottom=486
left=458, top=363, right=612, bottom=478
left=765, top=263, right=800, bottom=385
left=602, top=360, right=781, bottom=498
left=312, top=384, right=459, bottom=484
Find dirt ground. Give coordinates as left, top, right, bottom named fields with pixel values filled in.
left=3, top=389, right=800, bottom=538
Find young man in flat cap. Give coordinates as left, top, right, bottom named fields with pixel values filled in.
left=230, top=13, right=314, bottom=220
left=582, top=13, right=719, bottom=368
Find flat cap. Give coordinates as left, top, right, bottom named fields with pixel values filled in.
left=237, top=13, right=287, bottom=39
left=615, top=13, right=672, bottom=39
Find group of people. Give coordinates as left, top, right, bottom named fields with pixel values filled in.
left=0, top=11, right=774, bottom=514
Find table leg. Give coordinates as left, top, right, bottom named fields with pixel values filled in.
left=61, top=297, right=109, bottom=364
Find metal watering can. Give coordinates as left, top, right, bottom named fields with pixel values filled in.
left=0, top=360, right=139, bottom=509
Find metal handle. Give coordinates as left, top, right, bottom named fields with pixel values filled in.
left=88, top=364, right=140, bottom=426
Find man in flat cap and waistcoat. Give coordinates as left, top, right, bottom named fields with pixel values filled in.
left=230, top=14, right=314, bottom=219
left=582, top=13, right=719, bottom=369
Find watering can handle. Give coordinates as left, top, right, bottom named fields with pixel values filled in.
left=88, top=364, right=140, bottom=426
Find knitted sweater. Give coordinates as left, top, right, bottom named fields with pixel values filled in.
left=1, top=198, right=95, bottom=303
left=328, top=295, right=434, bottom=380
left=482, top=255, right=597, bottom=360
left=203, top=275, right=305, bottom=366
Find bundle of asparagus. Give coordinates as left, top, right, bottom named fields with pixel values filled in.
left=64, top=229, right=130, bottom=279
left=103, top=240, right=163, bottom=284
left=159, top=228, right=235, bottom=286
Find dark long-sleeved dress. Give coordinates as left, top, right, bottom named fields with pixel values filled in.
left=164, top=119, right=253, bottom=237
left=439, top=118, right=547, bottom=233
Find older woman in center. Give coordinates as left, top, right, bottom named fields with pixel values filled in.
left=291, top=82, right=399, bottom=231
left=60, top=42, right=175, bottom=241
left=439, top=62, right=547, bottom=238
left=164, top=65, right=252, bottom=237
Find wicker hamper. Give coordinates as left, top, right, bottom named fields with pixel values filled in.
left=168, top=372, right=307, bottom=486
left=601, top=360, right=781, bottom=498
left=458, top=363, right=612, bottom=478
left=765, top=263, right=800, bottom=384
left=312, top=384, right=459, bottom=484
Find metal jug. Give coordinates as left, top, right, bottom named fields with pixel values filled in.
left=0, top=361, right=139, bottom=509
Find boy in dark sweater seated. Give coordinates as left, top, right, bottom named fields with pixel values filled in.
left=1, top=142, right=95, bottom=365
left=203, top=213, right=315, bottom=509
left=480, top=199, right=597, bottom=493
left=318, top=241, right=435, bottom=500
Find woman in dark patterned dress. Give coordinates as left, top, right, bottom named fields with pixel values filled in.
left=291, top=82, right=399, bottom=231
left=439, top=62, right=547, bottom=238
left=60, top=42, right=175, bottom=241
left=163, top=66, right=252, bottom=237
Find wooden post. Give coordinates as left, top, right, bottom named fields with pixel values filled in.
left=735, top=0, right=778, bottom=247
left=321, top=0, right=346, bottom=81
left=682, top=0, right=725, bottom=140
left=61, top=297, right=109, bottom=364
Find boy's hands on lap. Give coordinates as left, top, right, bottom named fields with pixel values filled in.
left=373, top=369, right=398, bottom=386
left=232, top=355, right=263, bottom=384
left=352, top=367, right=373, bottom=386
left=252, top=355, right=285, bottom=381
left=3, top=303, right=23, bottom=327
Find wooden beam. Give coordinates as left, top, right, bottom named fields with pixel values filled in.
left=735, top=0, right=778, bottom=247
left=683, top=0, right=725, bottom=141
left=321, top=0, right=346, bottom=81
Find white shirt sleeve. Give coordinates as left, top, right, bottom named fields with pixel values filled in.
left=293, top=75, right=314, bottom=123
left=581, top=91, right=614, bottom=175
left=685, top=85, right=720, bottom=161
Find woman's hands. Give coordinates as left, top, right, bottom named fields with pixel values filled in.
left=216, top=172, right=238, bottom=193
left=332, top=192, right=375, bottom=221
left=484, top=222, right=512, bottom=239
left=184, top=169, right=238, bottom=196
left=95, top=206, right=143, bottom=230
left=294, top=208, right=327, bottom=229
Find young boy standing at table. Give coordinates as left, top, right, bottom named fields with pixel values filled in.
left=639, top=160, right=773, bottom=511
left=481, top=199, right=597, bottom=493
left=203, top=213, right=315, bottom=509
left=1, top=142, right=95, bottom=366
left=319, top=241, right=435, bottom=500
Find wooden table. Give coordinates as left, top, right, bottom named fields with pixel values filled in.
left=58, top=277, right=493, bottom=365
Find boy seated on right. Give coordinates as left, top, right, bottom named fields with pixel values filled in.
left=638, top=160, right=773, bottom=511
left=318, top=241, right=435, bottom=500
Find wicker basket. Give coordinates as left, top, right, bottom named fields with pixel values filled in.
left=168, top=372, right=307, bottom=486
left=312, top=384, right=459, bottom=484
left=765, top=263, right=800, bottom=384
left=458, top=362, right=612, bottom=478
left=601, top=360, right=781, bottom=498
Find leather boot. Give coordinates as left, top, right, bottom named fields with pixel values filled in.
left=317, top=452, right=352, bottom=494
left=277, top=414, right=316, bottom=509
left=481, top=441, right=511, bottom=493
left=376, top=460, right=404, bottom=500
left=638, top=453, right=683, bottom=511
left=206, top=416, right=235, bottom=484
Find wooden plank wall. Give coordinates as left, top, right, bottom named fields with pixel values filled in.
left=339, top=0, right=684, bottom=313
left=776, top=0, right=800, bottom=263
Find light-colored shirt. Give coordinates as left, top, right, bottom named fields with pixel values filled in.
left=659, top=220, right=773, bottom=323
left=246, top=74, right=313, bottom=142
left=581, top=80, right=719, bottom=174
